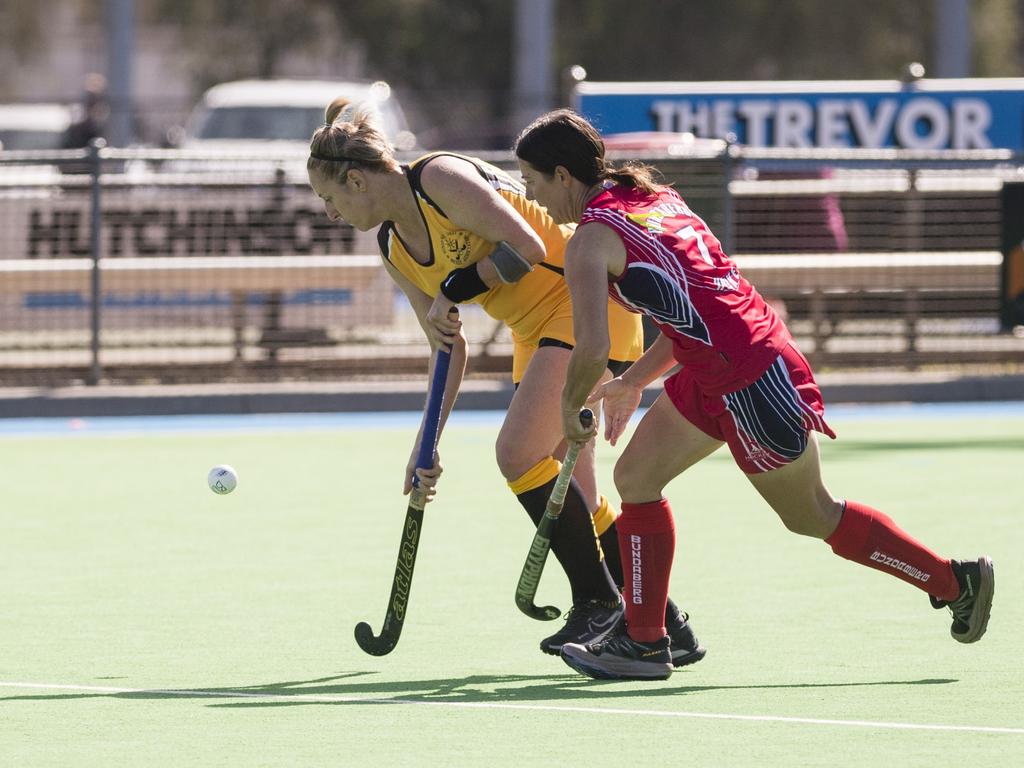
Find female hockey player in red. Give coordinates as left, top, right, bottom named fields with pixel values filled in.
left=514, top=109, right=994, bottom=681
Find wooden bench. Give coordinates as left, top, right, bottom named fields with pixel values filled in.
left=732, top=251, right=1003, bottom=362
left=0, top=254, right=389, bottom=361
left=0, top=254, right=383, bottom=293
left=0, top=250, right=1011, bottom=378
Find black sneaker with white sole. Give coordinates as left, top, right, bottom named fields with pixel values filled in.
left=561, top=624, right=673, bottom=680
left=539, top=598, right=624, bottom=656
left=929, top=557, right=994, bottom=644
left=666, top=608, right=707, bottom=667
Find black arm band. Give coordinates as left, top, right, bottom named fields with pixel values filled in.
left=439, top=264, right=489, bottom=303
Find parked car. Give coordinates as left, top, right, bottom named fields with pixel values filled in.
left=601, top=129, right=849, bottom=254
left=0, top=103, right=73, bottom=151
left=169, top=79, right=417, bottom=152
left=601, top=130, right=724, bottom=156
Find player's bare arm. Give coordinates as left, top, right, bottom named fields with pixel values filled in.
left=596, top=334, right=678, bottom=445
left=420, top=157, right=545, bottom=331
left=382, top=257, right=467, bottom=495
left=420, top=155, right=546, bottom=284
left=561, top=223, right=618, bottom=443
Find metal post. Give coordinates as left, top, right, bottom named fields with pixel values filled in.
left=720, top=139, right=736, bottom=255
left=560, top=64, right=587, bottom=109
left=934, top=0, right=972, bottom=78
left=513, top=0, right=555, bottom=133
left=904, top=168, right=924, bottom=250
left=88, top=138, right=106, bottom=385
left=106, top=0, right=135, bottom=146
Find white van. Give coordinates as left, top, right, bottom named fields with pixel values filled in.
left=0, top=103, right=73, bottom=151
left=175, top=79, right=416, bottom=151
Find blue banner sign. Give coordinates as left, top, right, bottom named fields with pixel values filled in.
left=573, top=79, right=1024, bottom=150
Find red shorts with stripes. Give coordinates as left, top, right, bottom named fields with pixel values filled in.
left=664, top=343, right=836, bottom=474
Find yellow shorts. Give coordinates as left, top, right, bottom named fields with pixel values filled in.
left=511, top=298, right=644, bottom=383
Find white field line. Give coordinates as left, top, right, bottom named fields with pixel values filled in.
left=1, top=681, right=1023, bottom=736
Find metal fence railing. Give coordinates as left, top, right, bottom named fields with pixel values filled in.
left=2, top=143, right=1024, bottom=387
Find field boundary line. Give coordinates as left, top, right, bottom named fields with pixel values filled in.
left=2, top=681, right=1022, bottom=735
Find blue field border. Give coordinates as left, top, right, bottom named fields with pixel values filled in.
left=2, top=401, right=1024, bottom=438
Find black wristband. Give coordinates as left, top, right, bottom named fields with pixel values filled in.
left=439, top=264, right=489, bottom=303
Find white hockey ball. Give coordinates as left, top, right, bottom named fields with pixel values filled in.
left=208, top=464, right=238, bottom=495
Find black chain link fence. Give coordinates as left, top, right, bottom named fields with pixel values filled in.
left=1, top=143, right=1023, bottom=386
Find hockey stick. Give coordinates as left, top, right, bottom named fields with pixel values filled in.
left=514, top=408, right=594, bottom=621
left=354, top=343, right=452, bottom=656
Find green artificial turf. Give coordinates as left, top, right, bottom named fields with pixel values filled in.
left=1, top=409, right=1021, bottom=766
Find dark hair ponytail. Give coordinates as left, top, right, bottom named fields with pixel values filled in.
left=514, top=108, right=661, bottom=195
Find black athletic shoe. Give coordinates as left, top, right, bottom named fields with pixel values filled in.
left=539, top=598, right=624, bottom=656
left=929, top=557, right=994, bottom=644
left=666, top=608, right=707, bottom=667
left=561, top=624, right=673, bottom=680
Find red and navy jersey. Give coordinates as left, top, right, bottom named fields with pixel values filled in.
left=581, top=184, right=789, bottom=395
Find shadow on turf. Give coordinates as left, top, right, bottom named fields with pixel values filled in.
left=0, top=673, right=958, bottom=707
left=823, top=437, right=1024, bottom=453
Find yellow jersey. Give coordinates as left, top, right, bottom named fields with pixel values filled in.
left=377, top=153, right=643, bottom=367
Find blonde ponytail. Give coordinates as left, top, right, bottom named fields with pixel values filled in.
left=308, top=98, right=395, bottom=177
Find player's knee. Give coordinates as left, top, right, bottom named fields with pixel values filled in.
left=779, top=515, right=818, bottom=537
left=494, top=435, right=537, bottom=481
left=613, top=456, right=658, bottom=501
left=776, top=500, right=842, bottom=539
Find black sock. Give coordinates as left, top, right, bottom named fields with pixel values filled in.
left=516, top=477, right=619, bottom=605
left=599, top=525, right=625, bottom=590
left=603, top=519, right=682, bottom=623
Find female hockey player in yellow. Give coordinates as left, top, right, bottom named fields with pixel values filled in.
left=307, top=98, right=704, bottom=665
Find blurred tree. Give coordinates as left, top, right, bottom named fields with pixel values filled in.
left=324, top=1, right=516, bottom=147
left=140, top=0, right=1023, bottom=147
left=0, top=0, right=58, bottom=98
left=0, top=0, right=50, bottom=59
left=326, top=0, right=1022, bottom=145
left=554, top=0, right=937, bottom=81
left=974, top=0, right=1021, bottom=76
left=147, top=0, right=337, bottom=88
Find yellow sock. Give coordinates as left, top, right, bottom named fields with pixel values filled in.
left=507, top=456, right=560, bottom=495
left=592, top=495, right=619, bottom=537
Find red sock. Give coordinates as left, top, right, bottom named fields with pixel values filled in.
left=825, top=501, right=958, bottom=601
left=617, top=499, right=675, bottom=642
